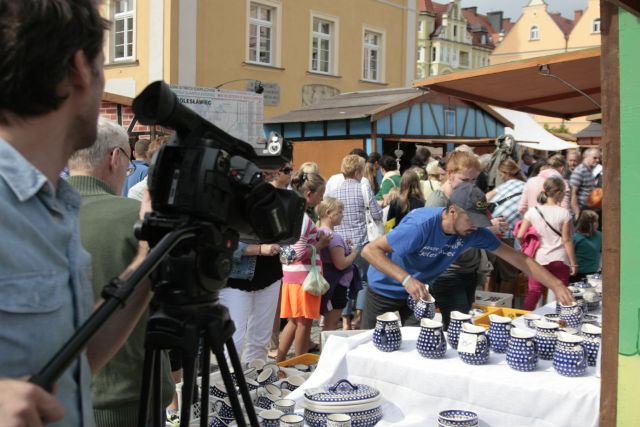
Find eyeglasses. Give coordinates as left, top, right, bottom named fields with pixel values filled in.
left=115, top=147, right=136, bottom=176
left=279, top=167, right=293, bottom=175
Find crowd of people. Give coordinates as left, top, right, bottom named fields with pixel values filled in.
left=0, top=2, right=603, bottom=426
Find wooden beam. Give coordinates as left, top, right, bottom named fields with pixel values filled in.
left=599, top=2, right=620, bottom=426
left=507, top=87, right=601, bottom=108
left=102, top=91, right=133, bottom=106
left=607, top=0, right=640, bottom=17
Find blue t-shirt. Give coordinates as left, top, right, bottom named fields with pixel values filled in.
left=368, top=207, right=501, bottom=299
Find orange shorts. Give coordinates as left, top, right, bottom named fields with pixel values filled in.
left=280, top=282, right=321, bottom=320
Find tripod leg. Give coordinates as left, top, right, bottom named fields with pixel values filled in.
left=180, top=347, right=198, bottom=426
left=138, top=348, right=156, bottom=427
left=226, top=339, right=260, bottom=427
left=152, top=351, right=163, bottom=427
left=211, top=345, right=247, bottom=427
left=199, top=338, right=211, bottom=427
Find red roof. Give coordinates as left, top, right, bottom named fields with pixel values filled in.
left=549, top=12, right=575, bottom=36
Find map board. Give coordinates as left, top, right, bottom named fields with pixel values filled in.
left=170, top=85, right=264, bottom=148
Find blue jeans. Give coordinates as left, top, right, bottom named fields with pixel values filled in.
left=341, top=254, right=370, bottom=316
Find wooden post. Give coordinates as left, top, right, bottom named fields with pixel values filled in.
left=371, top=121, right=378, bottom=153
left=599, top=2, right=620, bottom=426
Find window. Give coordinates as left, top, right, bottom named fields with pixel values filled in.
left=453, top=25, right=457, bottom=38
left=418, top=20, right=423, bottom=33
left=311, top=17, right=334, bottom=73
left=363, top=30, right=382, bottom=81
left=432, top=46, right=437, bottom=62
left=481, top=34, right=487, bottom=44
left=249, top=3, right=274, bottom=65
left=593, top=18, right=601, bottom=33
left=444, top=109, right=456, bottom=136
left=530, top=25, right=539, bottom=40
left=460, top=51, right=469, bottom=67
left=113, top=0, right=135, bottom=61
left=418, top=46, right=425, bottom=63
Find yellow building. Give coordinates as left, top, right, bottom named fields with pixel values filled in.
left=416, top=0, right=510, bottom=78
left=490, top=0, right=601, bottom=133
left=101, top=0, right=415, bottom=120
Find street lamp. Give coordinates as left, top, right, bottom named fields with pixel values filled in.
left=214, top=79, right=264, bottom=94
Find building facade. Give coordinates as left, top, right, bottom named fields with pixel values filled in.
left=100, top=0, right=416, bottom=120
left=415, top=0, right=511, bottom=79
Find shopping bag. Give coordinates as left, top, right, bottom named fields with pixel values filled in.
left=302, top=245, right=330, bottom=296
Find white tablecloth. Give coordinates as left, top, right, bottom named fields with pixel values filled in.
left=287, top=310, right=600, bottom=427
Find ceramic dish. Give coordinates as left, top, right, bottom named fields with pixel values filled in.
left=438, top=409, right=479, bottom=427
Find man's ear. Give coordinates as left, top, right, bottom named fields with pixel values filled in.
left=68, top=50, right=92, bottom=90
left=108, top=147, right=120, bottom=171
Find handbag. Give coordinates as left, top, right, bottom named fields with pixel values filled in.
left=302, top=244, right=330, bottom=296
left=487, top=192, right=522, bottom=214
left=362, top=183, right=384, bottom=242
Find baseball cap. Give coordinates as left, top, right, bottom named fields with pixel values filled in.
left=449, top=182, right=492, bottom=227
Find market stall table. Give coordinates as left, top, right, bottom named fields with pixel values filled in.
left=287, top=306, right=600, bottom=427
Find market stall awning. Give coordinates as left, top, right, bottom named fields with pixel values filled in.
left=413, top=48, right=601, bottom=120
left=492, top=107, right=578, bottom=151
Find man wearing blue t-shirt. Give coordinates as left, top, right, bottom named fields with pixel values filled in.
left=361, top=183, right=574, bottom=329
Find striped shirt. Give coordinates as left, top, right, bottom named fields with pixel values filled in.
left=330, top=178, right=382, bottom=248
left=570, top=163, right=596, bottom=209
left=490, top=179, right=525, bottom=238
left=282, top=213, right=323, bottom=284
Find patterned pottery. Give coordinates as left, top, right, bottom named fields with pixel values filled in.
left=438, top=409, right=479, bottom=427
left=534, top=320, right=559, bottom=360
left=373, top=312, right=402, bottom=352
left=580, top=323, right=602, bottom=367
left=558, top=302, right=584, bottom=329
left=487, top=314, right=512, bottom=353
left=457, top=324, right=490, bottom=365
left=447, top=311, right=472, bottom=350
left=506, top=328, right=538, bottom=372
left=553, top=332, right=588, bottom=377
left=303, top=380, right=383, bottom=427
left=416, top=318, right=447, bottom=359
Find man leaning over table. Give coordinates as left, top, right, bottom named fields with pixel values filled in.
left=361, top=183, right=575, bottom=329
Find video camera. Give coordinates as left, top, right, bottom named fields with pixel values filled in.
left=132, top=81, right=305, bottom=245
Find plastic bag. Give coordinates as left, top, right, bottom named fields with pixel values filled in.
left=302, top=245, right=330, bottom=296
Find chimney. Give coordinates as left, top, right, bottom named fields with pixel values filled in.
left=487, top=11, right=504, bottom=32
left=574, top=10, right=583, bottom=21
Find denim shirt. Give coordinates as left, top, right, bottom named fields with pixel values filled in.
left=0, top=139, right=95, bottom=427
left=229, top=241, right=256, bottom=280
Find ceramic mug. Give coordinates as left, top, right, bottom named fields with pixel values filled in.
left=447, top=311, right=472, bottom=350
left=487, top=314, right=512, bottom=353
left=209, top=415, right=233, bottom=427
left=273, top=398, right=295, bottom=415
left=506, top=328, right=538, bottom=372
left=373, top=312, right=402, bottom=352
left=553, top=331, right=588, bottom=377
left=209, top=381, right=229, bottom=399
left=255, top=393, right=279, bottom=410
left=259, top=409, right=284, bottom=427
left=558, top=302, right=584, bottom=329
left=580, top=323, right=602, bottom=367
left=416, top=318, right=447, bottom=359
left=457, top=323, right=490, bottom=365
left=534, top=320, right=559, bottom=360
left=264, top=384, right=283, bottom=398
left=211, top=397, right=234, bottom=420
left=279, top=375, right=305, bottom=391
left=412, top=294, right=436, bottom=320
left=257, top=367, right=278, bottom=386
left=279, top=414, right=304, bottom=427
left=523, top=313, right=542, bottom=329
left=249, top=359, right=267, bottom=372
left=326, top=413, right=352, bottom=427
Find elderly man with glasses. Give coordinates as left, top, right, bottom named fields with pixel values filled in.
left=66, top=118, right=174, bottom=426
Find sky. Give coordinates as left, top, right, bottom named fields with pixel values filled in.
left=459, top=0, right=589, bottom=21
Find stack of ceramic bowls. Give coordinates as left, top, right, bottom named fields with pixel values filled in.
left=438, top=409, right=479, bottom=427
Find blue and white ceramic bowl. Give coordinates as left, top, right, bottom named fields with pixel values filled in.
left=438, top=409, right=479, bottom=427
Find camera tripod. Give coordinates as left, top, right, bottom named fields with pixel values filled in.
left=29, top=224, right=260, bottom=427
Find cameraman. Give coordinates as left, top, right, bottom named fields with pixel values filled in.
left=0, top=1, right=155, bottom=426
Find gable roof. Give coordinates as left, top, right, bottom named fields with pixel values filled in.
left=549, top=12, right=575, bottom=36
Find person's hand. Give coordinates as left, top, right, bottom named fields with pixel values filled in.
left=553, top=283, right=575, bottom=306
left=570, top=265, right=578, bottom=276
left=404, top=277, right=430, bottom=301
left=261, top=244, right=281, bottom=256
left=0, top=379, right=64, bottom=427
left=316, top=231, right=332, bottom=249
left=489, top=216, right=508, bottom=235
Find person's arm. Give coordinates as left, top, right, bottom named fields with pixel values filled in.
left=361, top=236, right=430, bottom=300
left=570, top=185, right=581, bottom=219
left=562, top=220, right=578, bottom=276
left=491, top=243, right=575, bottom=305
left=517, top=183, right=529, bottom=217
left=515, top=218, right=531, bottom=241
left=241, top=243, right=280, bottom=257
left=329, top=243, right=358, bottom=270
left=0, top=378, right=64, bottom=427
left=486, top=188, right=497, bottom=201
left=367, top=184, right=383, bottom=221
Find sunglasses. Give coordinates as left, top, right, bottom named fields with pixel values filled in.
left=279, top=167, right=293, bottom=174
